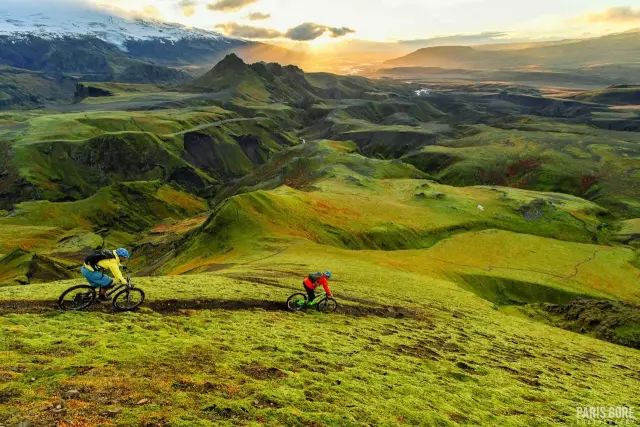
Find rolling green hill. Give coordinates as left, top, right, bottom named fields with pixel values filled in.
left=402, top=116, right=640, bottom=217
left=142, top=141, right=638, bottom=307
left=0, top=181, right=208, bottom=285
left=0, top=102, right=298, bottom=206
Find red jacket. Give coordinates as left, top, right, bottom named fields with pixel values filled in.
left=304, top=275, right=332, bottom=296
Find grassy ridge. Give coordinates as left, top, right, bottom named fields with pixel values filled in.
left=403, top=118, right=640, bottom=216
left=161, top=140, right=613, bottom=269
left=0, top=248, right=639, bottom=426
left=0, top=67, right=76, bottom=109
left=572, top=86, right=640, bottom=106
left=1, top=104, right=299, bottom=203
left=142, top=142, right=640, bottom=314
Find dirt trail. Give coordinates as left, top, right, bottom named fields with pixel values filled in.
left=0, top=272, right=428, bottom=319
left=0, top=298, right=423, bottom=319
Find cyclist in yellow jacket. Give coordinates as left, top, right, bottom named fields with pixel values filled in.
left=80, top=248, right=130, bottom=301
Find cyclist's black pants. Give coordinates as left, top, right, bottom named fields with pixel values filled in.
left=304, top=283, right=315, bottom=302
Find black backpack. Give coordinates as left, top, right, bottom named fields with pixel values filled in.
left=308, top=272, right=323, bottom=283
left=84, top=250, right=115, bottom=271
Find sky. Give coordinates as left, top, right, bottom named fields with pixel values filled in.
left=86, top=0, right=640, bottom=45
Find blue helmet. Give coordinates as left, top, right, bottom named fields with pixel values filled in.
left=116, top=248, right=130, bottom=259
left=324, top=271, right=332, bottom=278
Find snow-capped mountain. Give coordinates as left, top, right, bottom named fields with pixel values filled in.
left=0, top=0, right=254, bottom=80
left=0, top=0, right=233, bottom=50
left=0, top=0, right=301, bottom=82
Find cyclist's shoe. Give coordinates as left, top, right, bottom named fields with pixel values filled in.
left=97, top=294, right=111, bottom=302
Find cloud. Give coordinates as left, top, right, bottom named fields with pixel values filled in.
left=178, top=0, right=197, bottom=17
left=328, top=26, right=355, bottom=37
left=207, top=0, right=257, bottom=12
left=216, top=20, right=355, bottom=41
left=247, top=12, right=270, bottom=20
left=285, top=23, right=325, bottom=41
left=285, top=22, right=355, bottom=41
left=400, top=31, right=508, bottom=48
left=216, top=22, right=282, bottom=38
left=585, top=6, right=640, bottom=23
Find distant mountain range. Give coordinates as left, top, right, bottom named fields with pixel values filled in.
left=384, top=30, right=640, bottom=70
left=1, top=0, right=639, bottom=102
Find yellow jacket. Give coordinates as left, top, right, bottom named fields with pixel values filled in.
left=84, top=252, right=127, bottom=285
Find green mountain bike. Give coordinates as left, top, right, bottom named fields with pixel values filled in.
left=286, top=291, right=338, bottom=313
left=58, top=269, right=145, bottom=312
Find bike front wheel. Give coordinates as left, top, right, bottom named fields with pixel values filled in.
left=286, top=293, right=308, bottom=311
left=113, top=288, right=145, bottom=311
left=317, top=297, right=338, bottom=313
left=58, top=285, right=96, bottom=311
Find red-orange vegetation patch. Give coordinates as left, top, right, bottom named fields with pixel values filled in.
left=59, top=417, right=108, bottom=427
left=506, top=158, right=541, bottom=178
left=151, top=215, right=208, bottom=234
left=311, top=199, right=360, bottom=218
left=476, top=158, right=541, bottom=188
left=11, top=238, right=41, bottom=250
left=223, top=383, right=241, bottom=397
left=156, top=187, right=207, bottom=213
left=170, top=253, right=234, bottom=275
left=64, top=400, right=92, bottom=411
left=580, top=175, right=598, bottom=193
left=326, top=140, right=353, bottom=152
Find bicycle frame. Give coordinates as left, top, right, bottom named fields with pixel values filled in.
left=308, top=291, right=329, bottom=304
left=103, top=274, right=133, bottom=296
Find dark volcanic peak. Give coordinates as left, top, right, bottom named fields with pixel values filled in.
left=213, top=53, right=249, bottom=72
left=186, top=54, right=329, bottom=104
left=250, top=61, right=306, bottom=83
left=185, top=53, right=380, bottom=104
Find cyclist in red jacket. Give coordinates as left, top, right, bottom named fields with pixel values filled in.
left=303, top=271, right=332, bottom=306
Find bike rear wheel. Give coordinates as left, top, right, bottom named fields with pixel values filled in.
left=317, top=297, right=338, bottom=313
left=58, top=285, right=96, bottom=311
left=113, top=288, right=145, bottom=311
left=286, top=293, right=308, bottom=311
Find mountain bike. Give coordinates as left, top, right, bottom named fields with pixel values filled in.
left=58, top=268, right=145, bottom=312
left=286, top=291, right=338, bottom=313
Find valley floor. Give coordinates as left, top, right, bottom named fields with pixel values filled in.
left=1, top=244, right=638, bottom=426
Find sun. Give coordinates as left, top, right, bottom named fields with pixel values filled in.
left=305, top=35, right=337, bottom=49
